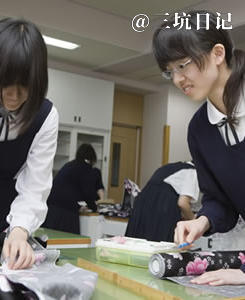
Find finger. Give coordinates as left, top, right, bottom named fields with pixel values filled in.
left=20, top=250, right=35, bottom=269
left=191, top=273, right=214, bottom=285
left=186, top=229, right=198, bottom=244
left=30, top=251, right=36, bottom=267
left=8, top=246, right=18, bottom=269
left=209, top=279, right=224, bottom=286
left=12, top=248, right=26, bottom=270
left=2, top=240, right=10, bottom=261
left=191, top=278, right=209, bottom=285
left=12, top=244, right=34, bottom=270
left=174, top=227, right=179, bottom=244
left=17, top=255, right=31, bottom=270
left=177, top=223, right=189, bottom=245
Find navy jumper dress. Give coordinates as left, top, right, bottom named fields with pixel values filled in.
left=0, top=99, right=52, bottom=231
left=126, top=162, right=195, bottom=242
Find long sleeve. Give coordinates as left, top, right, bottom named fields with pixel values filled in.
left=7, top=106, right=59, bottom=234
left=188, top=123, right=239, bottom=234
left=94, top=168, right=104, bottom=191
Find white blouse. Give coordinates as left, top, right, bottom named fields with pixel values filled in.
left=163, top=166, right=200, bottom=203
left=0, top=105, right=59, bottom=234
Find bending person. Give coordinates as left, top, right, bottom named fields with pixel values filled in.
left=125, top=161, right=199, bottom=242
left=153, top=9, right=245, bottom=285
left=43, top=143, right=104, bottom=234
left=0, top=18, right=58, bottom=269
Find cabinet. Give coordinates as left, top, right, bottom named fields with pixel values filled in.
left=47, top=68, right=114, bottom=130
left=47, top=67, right=114, bottom=191
left=53, top=125, right=111, bottom=192
left=79, top=214, right=128, bottom=246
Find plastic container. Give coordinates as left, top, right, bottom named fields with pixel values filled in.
left=95, top=236, right=176, bottom=268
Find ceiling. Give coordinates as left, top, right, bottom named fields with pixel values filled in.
left=0, top=0, right=245, bottom=94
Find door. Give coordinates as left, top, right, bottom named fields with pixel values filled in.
left=108, top=126, right=139, bottom=203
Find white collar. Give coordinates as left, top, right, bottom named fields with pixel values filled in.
left=207, top=100, right=226, bottom=125
left=207, top=92, right=245, bottom=125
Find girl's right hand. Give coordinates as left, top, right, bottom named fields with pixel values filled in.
left=174, top=216, right=210, bottom=245
left=2, top=227, right=35, bottom=270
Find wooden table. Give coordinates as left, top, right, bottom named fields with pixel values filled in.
left=35, top=227, right=91, bottom=248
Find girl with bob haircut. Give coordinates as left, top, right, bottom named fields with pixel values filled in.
left=153, top=10, right=245, bottom=285
left=0, top=18, right=58, bottom=270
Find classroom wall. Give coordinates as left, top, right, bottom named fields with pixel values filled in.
left=140, top=89, right=168, bottom=187
left=167, top=85, right=203, bottom=162
left=48, top=65, right=202, bottom=190
left=140, top=85, right=203, bottom=187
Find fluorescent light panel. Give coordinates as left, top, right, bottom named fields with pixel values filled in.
left=42, top=35, right=80, bottom=50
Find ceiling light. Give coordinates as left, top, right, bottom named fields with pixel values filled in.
left=42, top=35, right=80, bottom=50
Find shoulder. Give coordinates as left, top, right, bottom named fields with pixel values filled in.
left=56, top=161, right=77, bottom=175
left=189, top=102, right=207, bottom=128
left=45, top=104, right=59, bottom=125
left=188, top=102, right=208, bottom=139
left=38, top=104, right=59, bottom=135
left=29, top=103, right=59, bottom=152
left=78, top=162, right=93, bottom=173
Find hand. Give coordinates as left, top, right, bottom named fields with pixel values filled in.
left=191, top=269, right=245, bottom=286
left=174, top=216, right=210, bottom=245
left=2, top=227, right=35, bottom=270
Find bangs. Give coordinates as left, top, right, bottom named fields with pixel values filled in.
left=0, top=45, right=31, bottom=87
left=0, top=24, right=31, bottom=88
left=0, top=17, right=48, bottom=134
left=153, top=26, right=205, bottom=71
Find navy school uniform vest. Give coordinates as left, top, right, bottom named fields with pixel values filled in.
left=0, top=99, right=53, bottom=231
left=188, top=102, right=245, bottom=233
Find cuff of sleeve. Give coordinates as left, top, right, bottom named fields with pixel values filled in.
left=240, top=263, right=245, bottom=273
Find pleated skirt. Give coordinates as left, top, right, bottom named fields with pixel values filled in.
left=125, top=182, right=181, bottom=242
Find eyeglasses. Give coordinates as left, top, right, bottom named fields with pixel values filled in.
left=162, top=59, right=192, bottom=80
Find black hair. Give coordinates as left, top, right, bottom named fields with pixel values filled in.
left=0, top=17, right=48, bottom=133
left=75, top=143, right=97, bottom=166
left=153, top=10, right=245, bottom=125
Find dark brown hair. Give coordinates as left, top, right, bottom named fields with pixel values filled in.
left=0, top=18, right=48, bottom=134
left=152, top=10, right=245, bottom=125
left=75, top=143, right=97, bottom=166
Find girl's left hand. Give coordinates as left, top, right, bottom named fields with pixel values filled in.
left=2, top=227, right=35, bottom=270
left=191, top=269, right=245, bottom=286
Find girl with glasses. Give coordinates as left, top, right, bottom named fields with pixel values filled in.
left=153, top=10, right=245, bottom=285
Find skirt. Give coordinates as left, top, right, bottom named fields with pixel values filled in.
left=43, top=205, right=80, bottom=234
left=125, top=182, right=181, bottom=242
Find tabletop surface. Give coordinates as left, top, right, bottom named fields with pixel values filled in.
left=60, top=247, right=226, bottom=300
left=36, top=227, right=90, bottom=239
left=35, top=228, right=235, bottom=300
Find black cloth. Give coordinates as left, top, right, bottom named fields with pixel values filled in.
left=0, top=99, right=53, bottom=231
left=188, top=102, right=245, bottom=234
left=43, top=161, right=104, bottom=234
left=149, top=250, right=244, bottom=278
left=125, top=162, right=194, bottom=242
